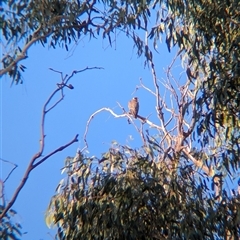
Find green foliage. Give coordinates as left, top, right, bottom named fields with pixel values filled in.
left=1, top=0, right=96, bottom=83
left=0, top=206, right=22, bottom=240
left=1, top=0, right=152, bottom=84
left=148, top=0, right=240, bottom=174
left=46, top=145, right=240, bottom=239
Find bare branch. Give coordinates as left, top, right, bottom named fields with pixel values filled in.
left=150, top=67, right=172, bottom=145
left=65, top=67, right=104, bottom=85
left=182, top=148, right=214, bottom=176
left=82, top=107, right=127, bottom=152
left=140, top=49, right=214, bottom=177
left=149, top=54, right=162, bottom=121
left=139, top=78, right=156, bottom=96
left=0, top=134, right=78, bottom=220
left=117, top=102, right=147, bottom=146
left=81, top=104, right=166, bottom=152
left=32, top=135, right=79, bottom=169
left=139, top=122, right=147, bottom=146
left=0, top=67, right=100, bottom=219
left=0, top=180, right=6, bottom=207
left=0, top=158, right=18, bottom=184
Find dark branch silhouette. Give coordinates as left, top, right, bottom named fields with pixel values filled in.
left=0, top=67, right=102, bottom=220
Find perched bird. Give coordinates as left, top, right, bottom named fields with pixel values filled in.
left=128, top=97, right=139, bottom=118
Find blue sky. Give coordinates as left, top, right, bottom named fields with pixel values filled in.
left=1, top=31, right=177, bottom=239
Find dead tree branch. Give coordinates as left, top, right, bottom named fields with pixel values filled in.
left=0, top=67, right=102, bottom=219
left=0, top=158, right=18, bottom=207
left=81, top=104, right=164, bottom=152
left=0, top=158, right=18, bottom=184
left=0, top=135, right=78, bottom=220
left=82, top=108, right=127, bottom=152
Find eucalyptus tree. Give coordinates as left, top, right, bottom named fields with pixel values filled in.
left=1, top=0, right=239, bottom=239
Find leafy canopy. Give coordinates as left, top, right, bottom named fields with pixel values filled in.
left=46, top=144, right=240, bottom=239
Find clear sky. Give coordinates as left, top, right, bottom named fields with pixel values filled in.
left=1, top=30, right=178, bottom=239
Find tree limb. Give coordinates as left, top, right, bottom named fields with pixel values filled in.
left=81, top=105, right=165, bottom=152
left=0, top=134, right=78, bottom=220
left=0, top=26, right=52, bottom=77
left=0, top=67, right=99, bottom=219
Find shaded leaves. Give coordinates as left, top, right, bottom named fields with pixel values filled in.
left=0, top=205, right=22, bottom=239
left=46, top=144, right=240, bottom=239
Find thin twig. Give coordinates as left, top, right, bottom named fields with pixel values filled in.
left=81, top=107, right=127, bottom=152
left=0, top=180, right=5, bottom=207
left=0, top=158, right=18, bottom=183
left=182, top=148, right=214, bottom=176
left=81, top=103, right=164, bottom=152
left=32, top=135, right=78, bottom=169
left=117, top=102, right=147, bottom=146
left=0, top=67, right=102, bottom=219
left=0, top=135, right=78, bottom=220
left=139, top=78, right=156, bottom=96
left=65, top=67, right=104, bottom=85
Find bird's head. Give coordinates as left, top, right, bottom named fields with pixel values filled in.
left=133, top=97, right=138, bottom=101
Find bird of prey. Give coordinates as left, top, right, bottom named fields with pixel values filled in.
left=128, top=97, right=139, bottom=118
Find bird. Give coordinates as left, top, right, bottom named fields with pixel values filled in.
left=128, top=97, right=139, bottom=118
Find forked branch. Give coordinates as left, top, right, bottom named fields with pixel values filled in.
left=0, top=67, right=101, bottom=219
